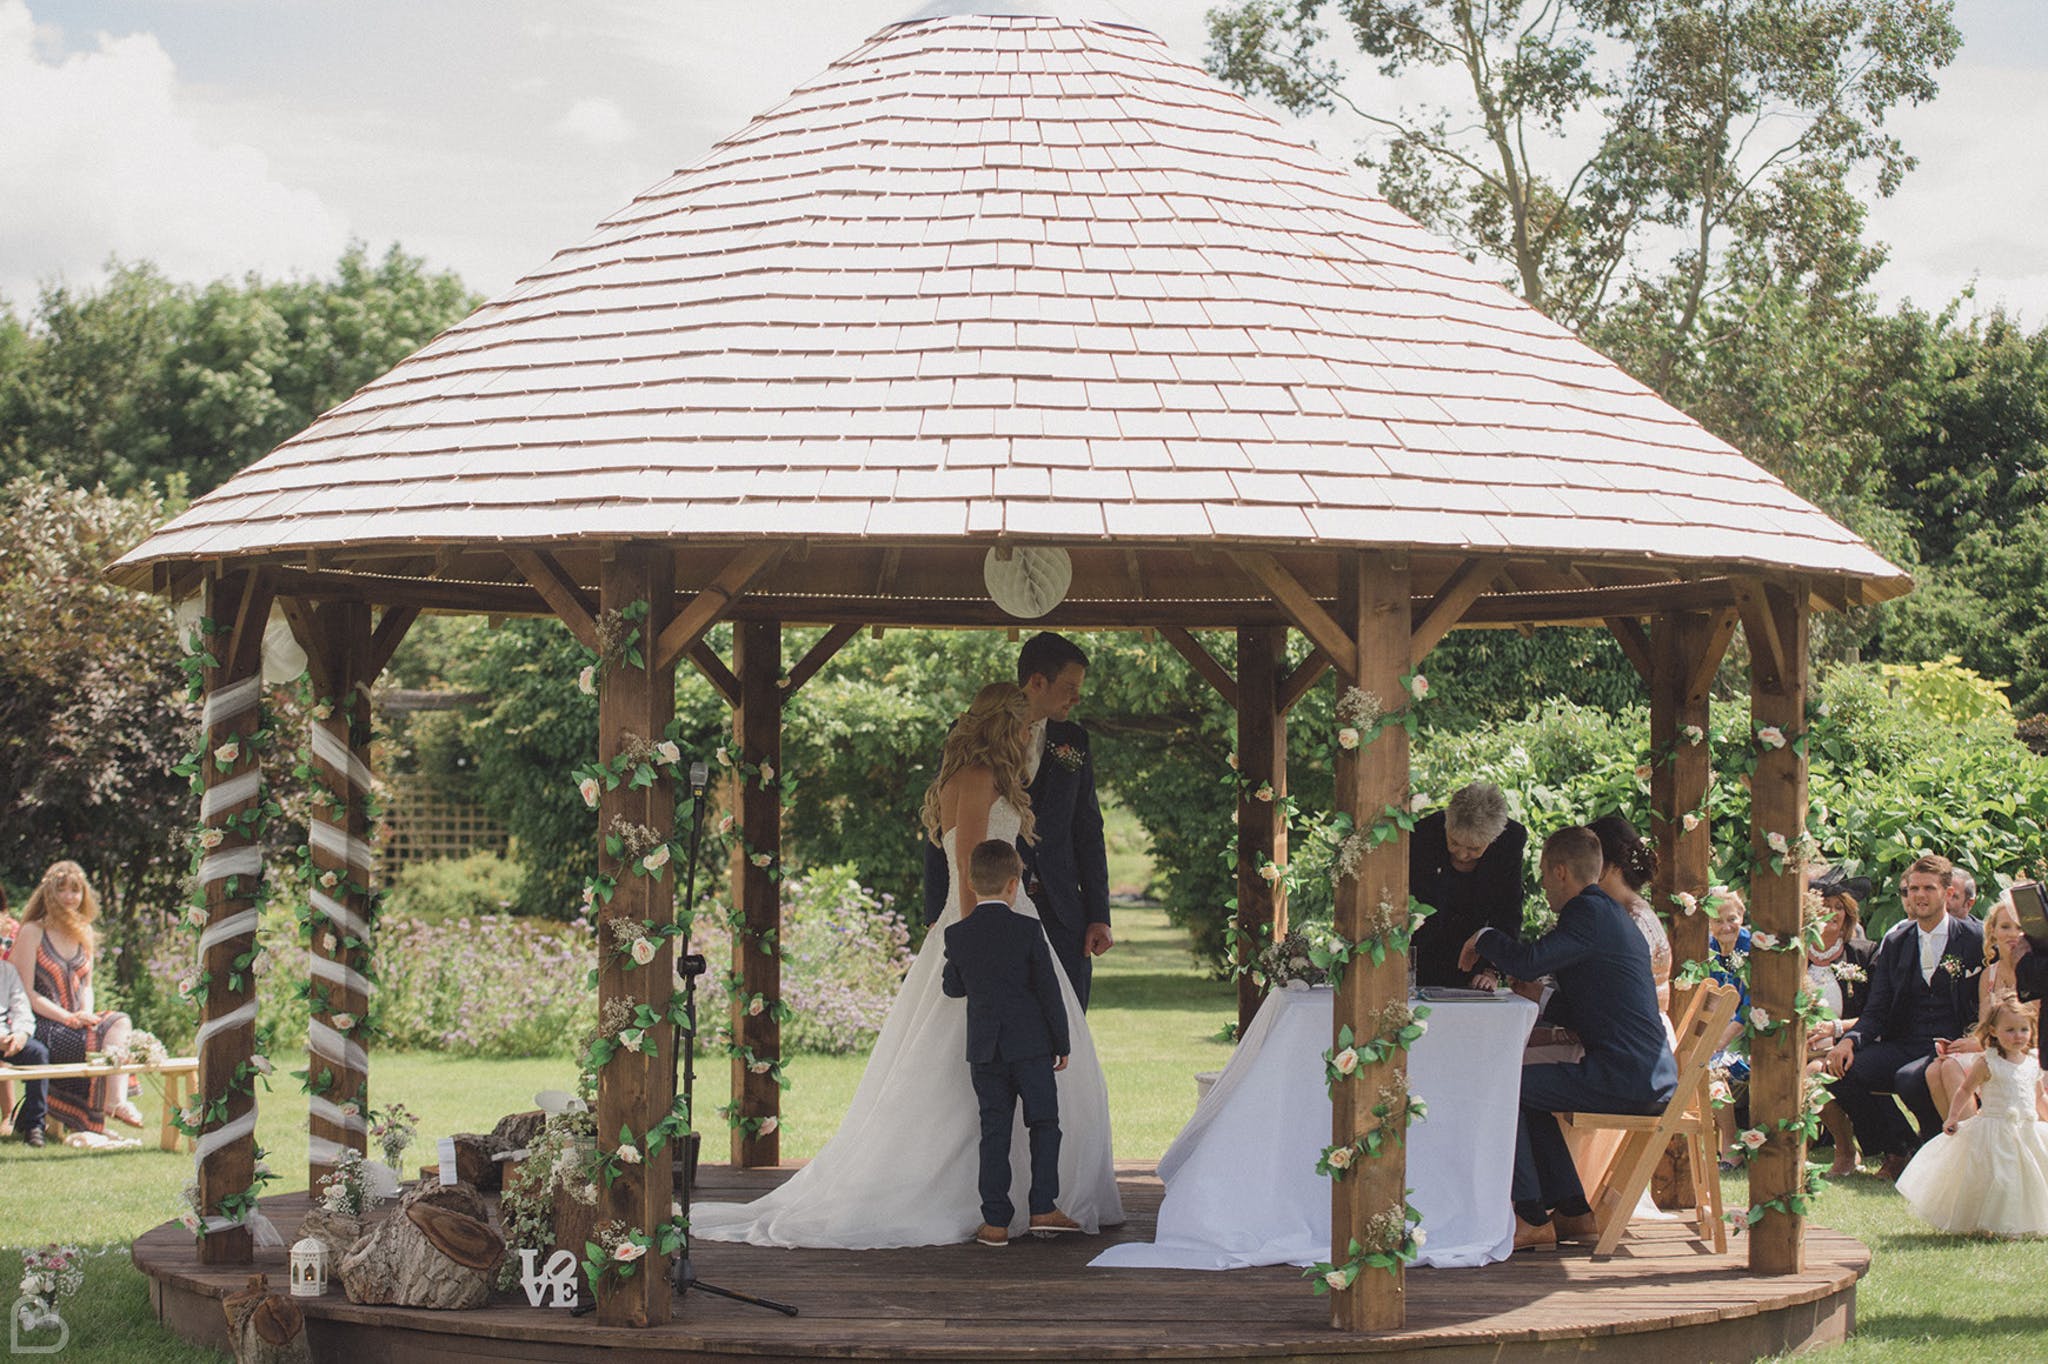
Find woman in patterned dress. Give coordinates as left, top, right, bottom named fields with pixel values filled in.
left=7, top=863, right=142, bottom=1137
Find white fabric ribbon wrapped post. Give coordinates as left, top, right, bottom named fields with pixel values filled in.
left=305, top=691, right=378, bottom=1185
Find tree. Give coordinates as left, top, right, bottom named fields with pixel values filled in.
left=1205, top=0, right=1959, bottom=340
left=0, top=244, right=476, bottom=495
left=0, top=475, right=196, bottom=959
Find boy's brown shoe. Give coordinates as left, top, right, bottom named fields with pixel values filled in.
left=1028, top=1209, right=1083, bottom=1237
left=974, top=1224, right=1008, bottom=1247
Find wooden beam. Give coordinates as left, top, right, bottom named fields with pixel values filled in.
left=223, top=567, right=276, bottom=682
left=1652, top=612, right=1717, bottom=1029
left=731, top=621, right=783, bottom=1170
left=654, top=543, right=787, bottom=672
left=1277, top=649, right=1331, bottom=715
left=506, top=548, right=598, bottom=651
left=1229, top=551, right=1356, bottom=671
left=689, top=642, right=740, bottom=707
left=1410, top=558, right=1495, bottom=665
left=781, top=623, right=862, bottom=698
left=1732, top=578, right=1787, bottom=695
left=1685, top=608, right=1740, bottom=704
left=1747, top=582, right=1810, bottom=1275
left=595, top=545, right=677, bottom=1327
left=1605, top=616, right=1653, bottom=684
left=367, top=606, right=420, bottom=680
left=1235, top=626, right=1286, bottom=1033
left=1331, top=550, right=1411, bottom=1332
left=1160, top=626, right=1240, bottom=710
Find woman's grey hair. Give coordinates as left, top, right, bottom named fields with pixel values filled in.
left=1443, top=781, right=1510, bottom=845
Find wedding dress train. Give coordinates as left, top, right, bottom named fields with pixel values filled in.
left=689, top=797, right=1123, bottom=1247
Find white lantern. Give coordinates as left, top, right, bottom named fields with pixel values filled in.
left=983, top=546, right=1072, bottom=619
left=289, top=1236, right=329, bottom=1297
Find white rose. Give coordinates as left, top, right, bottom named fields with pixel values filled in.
left=758, top=763, right=775, bottom=783
left=213, top=740, right=241, bottom=766
left=577, top=666, right=597, bottom=696
left=1682, top=813, right=1701, bottom=834
left=747, top=998, right=765, bottom=1016
left=630, top=938, right=658, bottom=966
left=184, top=906, right=208, bottom=929
left=331, top=1012, right=357, bottom=1031
left=1683, top=724, right=1705, bottom=744
left=1634, top=764, right=1654, bottom=783
left=1750, top=932, right=1780, bottom=951
left=758, top=1116, right=778, bottom=1135
left=1258, top=863, right=1283, bottom=883
left=1766, top=831, right=1789, bottom=854
left=751, top=852, right=772, bottom=869
left=613, top=1241, right=645, bottom=1262
left=1750, top=1007, right=1772, bottom=1031
left=1757, top=726, right=1786, bottom=749
left=1337, top=727, right=1360, bottom=750
left=749, top=1060, right=772, bottom=1075
left=642, top=844, right=672, bottom=872
left=1408, top=674, right=1429, bottom=700
left=615, top=1144, right=642, bottom=1165
left=655, top=741, right=681, bottom=765
left=319, top=870, right=339, bottom=889
left=716, top=748, right=732, bottom=767
left=199, top=828, right=226, bottom=849
left=1323, top=1269, right=1348, bottom=1290
left=1740, top=1128, right=1768, bottom=1151
left=619, top=1029, right=645, bottom=1054
left=579, top=778, right=602, bottom=809
left=717, top=815, right=734, bottom=835
left=1332, top=1047, right=1359, bottom=1076
left=1412, top=1227, right=1427, bottom=1249
left=249, top=1054, right=273, bottom=1075
left=1253, top=783, right=1274, bottom=803
left=1326, top=1145, right=1354, bottom=1170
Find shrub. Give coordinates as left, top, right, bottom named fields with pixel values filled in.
left=382, top=851, right=526, bottom=922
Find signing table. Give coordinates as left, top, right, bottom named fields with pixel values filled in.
left=1093, top=985, right=1537, bottom=1271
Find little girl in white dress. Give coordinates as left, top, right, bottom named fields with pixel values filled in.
left=1897, top=993, right=2048, bottom=1237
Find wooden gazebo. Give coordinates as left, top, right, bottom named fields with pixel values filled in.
left=115, top=0, right=1907, bottom=1336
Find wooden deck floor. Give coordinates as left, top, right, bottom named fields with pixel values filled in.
left=135, top=1162, right=1866, bottom=1362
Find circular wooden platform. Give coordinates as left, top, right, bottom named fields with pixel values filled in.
left=136, top=1164, right=1866, bottom=1362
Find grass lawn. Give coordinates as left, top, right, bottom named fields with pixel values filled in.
left=0, top=904, right=2034, bottom=1360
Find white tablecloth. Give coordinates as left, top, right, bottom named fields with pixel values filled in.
left=1092, top=985, right=1537, bottom=1271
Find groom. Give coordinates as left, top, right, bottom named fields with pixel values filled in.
left=926, top=631, right=1115, bottom=1007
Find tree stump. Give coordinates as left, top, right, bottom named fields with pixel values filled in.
left=400, top=1175, right=489, bottom=1223
left=339, top=1197, right=504, bottom=1310
left=294, top=1207, right=365, bottom=1265
left=491, top=1109, right=547, bottom=1153
left=445, top=1134, right=505, bottom=1191
left=222, top=1275, right=310, bottom=1364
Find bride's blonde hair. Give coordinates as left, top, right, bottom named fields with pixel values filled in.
left=921, top=683, right=1037, bottom=847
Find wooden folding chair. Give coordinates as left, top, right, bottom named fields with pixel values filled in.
left=1564, top=980, right=1740, bottom=1259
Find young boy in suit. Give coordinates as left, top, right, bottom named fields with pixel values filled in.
left=942, top=839, right=1082, bottom=1247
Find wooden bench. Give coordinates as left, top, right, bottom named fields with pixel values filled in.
left=0, top=1055, right=199, bottom=1151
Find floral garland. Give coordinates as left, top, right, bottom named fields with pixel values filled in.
left=567, top=602, right=782, bottom=1297
left=168, top=613, right=285, bottom=1242
left=1311, top=671, right=1436, bottom=1297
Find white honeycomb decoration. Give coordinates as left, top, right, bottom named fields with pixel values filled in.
left=983, top=546, right=1072, bottom=619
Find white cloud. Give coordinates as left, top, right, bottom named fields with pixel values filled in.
left=555, top=95, right=637, bottom=148
left=0, top=0, right=349, bottom=309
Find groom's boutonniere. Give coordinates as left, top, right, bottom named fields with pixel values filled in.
left=1936, top=953, right=1972, bottom=981
left=1046, top=740, right=1086, bottom=773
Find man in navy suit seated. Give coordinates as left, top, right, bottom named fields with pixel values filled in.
left=1460, top=826, right=1677, bottom=1252
left=942, top=839, right=1082, bottom=1248
left=1822, top=853, right=1984, bottom=1179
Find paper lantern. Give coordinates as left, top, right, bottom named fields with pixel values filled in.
left=288, top=1236, right=329, bottom=1297
left=171, top=596, right=307, bottom=685
left=983, top=546, right=1072, bottom=619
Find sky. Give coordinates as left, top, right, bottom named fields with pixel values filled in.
left=3, top=0, right=2044, bottom=324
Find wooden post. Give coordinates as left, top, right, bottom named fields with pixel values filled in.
left=1331, top=550, right=1411, bottom=1332
left=1235, top=625, right=1288, bottom=1035
left=1650, top=612, right=1714, bottom=1022
left=730, top=619, right=782, bottom=1168
left=304, top=600, right=377, bottom=1191
left=195, top=568, right=273, bottom=1265
left=1746, top=581, right=1809, bottom=1274
left=595, top=543, right=677, bottom=1327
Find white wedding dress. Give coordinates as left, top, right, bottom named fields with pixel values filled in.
left=690, top=797, right=1123, bottom=1247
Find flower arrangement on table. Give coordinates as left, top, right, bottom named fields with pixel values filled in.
left=1255, top=926, right=1339, bottom=989
left=315, top=1148, right=381, bottom=1217
left=371, top=1102, right=419, bottom=1172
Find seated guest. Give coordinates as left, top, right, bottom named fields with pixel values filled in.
left=2011, top=910, right=2047, bottom=1072
left=7, top=862, right=144, bottom=1142
left=1409, top=782, right=1528, bottom=988
left=1459, top=827, right=1676, bottom=1251
left=1805, top=873, right=1876, bottom=1174
left=1946, top=867, right=1981, bottom=924
left=1823, top=854, right=1984, bottom=1180
left=0, top=956, right=49, bottom=1147
left=1588, top=815, right=1670, bottom=1014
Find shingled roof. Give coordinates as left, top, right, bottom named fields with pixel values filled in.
left=114, top=2, right=1908, bottom=604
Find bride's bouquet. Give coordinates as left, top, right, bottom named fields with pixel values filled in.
left=1256, top=925, right=1341, bottom=990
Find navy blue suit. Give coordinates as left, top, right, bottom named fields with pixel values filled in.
left=2016, top=946, right=2048, bottom=1069
left=1835, top=915, right=1983, bottom=1156
left=943, top=900, right=1070, bottom=1226
left=925, top=719, right=1111, bottom=1008
left=1473, top=885, right=1677, bottom=1218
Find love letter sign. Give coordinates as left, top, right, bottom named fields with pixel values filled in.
left=518, top=1248, right=580, bottom=1308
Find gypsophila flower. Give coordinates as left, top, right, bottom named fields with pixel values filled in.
left=1336, top=686, right=1383, bottom=729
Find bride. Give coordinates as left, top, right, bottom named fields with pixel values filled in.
left=690, top=682, right=1123, bottom=1248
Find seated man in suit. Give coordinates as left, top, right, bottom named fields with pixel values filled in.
left=1459, top=826, right=1677, bottom=1251
left=1823, top=853, right=1985, bottom=1179
left=941, top=839, right=1081, bottom=1247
